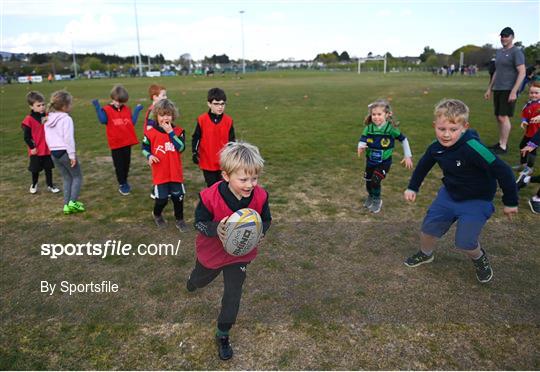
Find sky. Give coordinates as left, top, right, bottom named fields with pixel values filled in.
left=1, top=0, right=539, bottom=61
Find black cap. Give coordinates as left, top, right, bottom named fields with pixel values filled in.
left=500, top=27, right=514, bottom=36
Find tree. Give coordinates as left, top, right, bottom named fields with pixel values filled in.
left=419, top=46, right=436, bottom=62
left=339, top=51, right=350, bottom=61
left=82, top=56, right=104, bottom=71
left=524, top=41, right=540, bottom=65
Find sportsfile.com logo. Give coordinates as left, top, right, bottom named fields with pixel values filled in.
left=40, top=240, right=182, bottom=259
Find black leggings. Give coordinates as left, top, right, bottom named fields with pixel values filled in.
left=153, top=195, right=184, bottom=220
left=188, top=260, right=248, bottom=332
left=32, top=169, right=53, bottom=187
left=519, top=136, right=537, bottom=167
left=111, top=146, right=132, bottom=185
left=203, top=170, right=222, bottom=187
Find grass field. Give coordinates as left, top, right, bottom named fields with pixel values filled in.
left=1, top=71, right=538, bottom=370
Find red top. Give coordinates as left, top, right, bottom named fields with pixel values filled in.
left=22, top=114, right=50, bottom=156
left=102, top=105, right=139, bottom=149
left=196, top=181, right=267, bottom=269
left=146, top=126, right=184, bottom=185
left=522, top=100, right=540, bottom=138
left=197, top=113, right=233, bottom=171
left=143, top=104, right=154, bottom=136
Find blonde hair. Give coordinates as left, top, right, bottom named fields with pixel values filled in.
left=110, top=84, right=129, bottom=103
left=434, top=98, right=469, bottom=125
left=152, top=98, right=179, bottom=121
left=220, top=141, right=264, bottom=176
left=48, top=90, right=73, bottom=112
left=364, top=99, right=398, bottom=127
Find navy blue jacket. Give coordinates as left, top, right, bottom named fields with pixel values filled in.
left=408, top=130, right=518, bottom=207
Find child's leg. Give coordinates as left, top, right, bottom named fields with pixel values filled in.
left=31, top=171, right=39, bottom=187
left=519, top=136, right=529, bottom=165
left=52, top=154, right=73, bottom=204
left=420, top=232, right=438, bottom=255
left=419, top=187, right=456, bottom=254
left=171, top=194, right=184, bottom=220
left=44, top=168, right=53, bottom=187
left=67, top=162, right=83, bottom=201
left=124, top=146, right=132, bottom=182
left=153, top=198, right=168, bottom=217
left=217, top=263, right=248, bottom=333
left=187, top=259, right=221, bottom=289
left=111, top=147, right=130, bottom=185
left=203, top=170, right=222, bottom=187
left=364, top=167, right=373, bottom=196
left=527, top=147, right=537, bottom=168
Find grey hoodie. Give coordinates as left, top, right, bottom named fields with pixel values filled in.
left=44, top=111, right=76, bottom=160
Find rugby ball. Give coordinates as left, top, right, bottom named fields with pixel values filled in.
left=223, top=208, right=263, bottom=256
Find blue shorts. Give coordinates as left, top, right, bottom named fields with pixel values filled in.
left=421, top=186, right=495, bottom=250
left=154, top=182, right=185, bottom=200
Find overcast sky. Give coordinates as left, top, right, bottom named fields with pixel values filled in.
left=1, top=0, right=539, bottom=61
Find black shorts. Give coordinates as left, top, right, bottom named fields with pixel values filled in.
left=154, top=182, right=185, bottom=200
left=493, top=90, right=516, bottom=117
left=28, top=155, right=54, bottom=173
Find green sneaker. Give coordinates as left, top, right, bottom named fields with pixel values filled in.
left=63, top=204, right=73, bottom=215
left=68, top=200, right=85, bottom=213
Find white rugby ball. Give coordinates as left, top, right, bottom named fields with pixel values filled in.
left=223, top=208, right=263, bottom=256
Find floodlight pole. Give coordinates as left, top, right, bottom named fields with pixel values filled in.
left=134, top=0, right=143, bottom=77
left=240, top=10, right=245, bottom=74
left=71, top=35, right=78, bottom=79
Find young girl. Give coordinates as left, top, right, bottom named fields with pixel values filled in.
left=44, top=90, right=84, bottom=215
left=142, top=99, right=187, bottom=231
left=357, top=100, right=413, bottom=213
left=92, top=84, right=143, bottom=196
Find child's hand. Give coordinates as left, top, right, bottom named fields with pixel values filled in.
left=30, top=148, right=38, bottom=155
left=147, top=155, right=159, bottom=165
left=521, top=145, right=536, bottom=156
left=530, top=115, right=540, bottom=124
left=520, top=121, right=528, bottom=130
left=404, top=189, right=416, bottom=202
left=160, top=121, right=173, bottom=133
left=91, top=99, right=99, bottom=107
left=357, top=147, right=365, bottom=157
left=70, top=158, right=77, bottom=167
left=217, top=216, right=229, bottom=245
left=401, top=156, right=413, bottom=169
left=503, top=206, right=518, bottom=220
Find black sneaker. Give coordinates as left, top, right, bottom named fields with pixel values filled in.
left=215, top=335, right=233, bottom=360
left=404, top=251, right=434, bottom=267
left=186, top=279, right=196, bottom=292
left=152, top=213, right=167, bottom=228
left=529, top=197, right=540, bottom=214
left=489, top=143, right=507, bottom=155
left=472, top=250, right=493, bottom=283
left=175, top=219, right=189, bottom=232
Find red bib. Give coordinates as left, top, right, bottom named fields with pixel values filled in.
left=22, top=115, right=50, bottom=156
left=102, top=105, right=139, bottom=149
left=196, top=181, right=267, bottom=269
left=197, top=113, right=233, bottom=171
left=146, top=126, right=184, bottom=185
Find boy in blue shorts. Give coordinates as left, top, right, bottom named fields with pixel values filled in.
left=403, top=99, right=518, bottom=283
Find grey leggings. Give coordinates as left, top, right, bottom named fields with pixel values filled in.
left=52, top=153, right=83, bottom=204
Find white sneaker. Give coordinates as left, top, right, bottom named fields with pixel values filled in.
left=29, top=184, right=37, bottom=194
left=47, top=185, right=60, bottom=193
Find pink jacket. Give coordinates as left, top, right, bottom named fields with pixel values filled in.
left=44, top=112, right=76, bottom=160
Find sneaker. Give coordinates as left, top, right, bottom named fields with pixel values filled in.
left=186, top=279, right=196, bottom=292
left=47, top=185, right=60, bottom=193
left=63, top=204, right=73, bottom=215
left=472, top=250, right=493, bottom=283
left=215, top=335, right=233, bottom=360
left=529, top=197, right=540, bottom=214
left=516, top=174, right=531, bottom=190
left=29, top=184, right=37, bottom=194
left=152, top=213, right=167, bottom=228
left=363, top=196, right=373, bottom=208
left=68, top=200, right=85, bottom=212
left=488, top=143, right=507, bottom=155
left=404, top=251, right=434, bottom=267
left=175, top=219, right=189, bottom=232
left=368, top=198, right=383, bottom=213
left=118, top=183, right=131, bottom=195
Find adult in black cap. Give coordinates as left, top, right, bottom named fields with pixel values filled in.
left=484, top=26, right=526, bottom=154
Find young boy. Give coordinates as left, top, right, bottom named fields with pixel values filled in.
left=403, top=99, right=518, bottom=283
left=187, top=141, right=271, bottom=360
left=142, top=99, right=188, bottom=232
left=145, top=84, right=167, bottom=199
left=515, top=81, right=540, bottom=181
left=21, top=91, right=59, bottom=194
left=92, top=85, right=143, bottom=195
left=192, top=88, right=236, bottom=187
left=518, top=127, right=540, bottom=213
